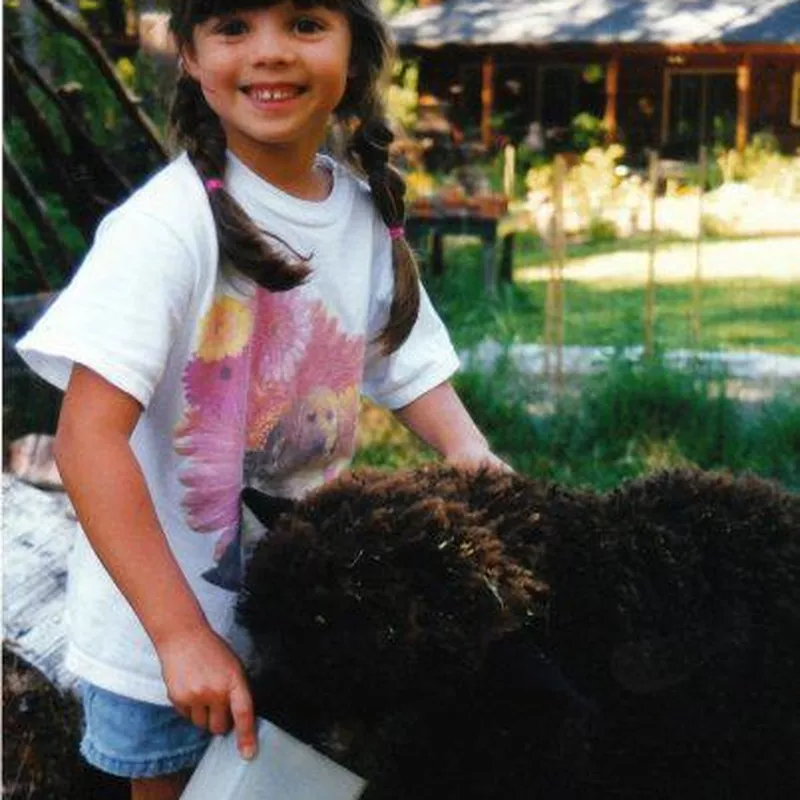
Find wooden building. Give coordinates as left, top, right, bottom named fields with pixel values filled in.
left=391, top=0, right=800, bottom=157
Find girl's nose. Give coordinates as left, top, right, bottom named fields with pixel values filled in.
left=249, top=25, right=297, bottom=67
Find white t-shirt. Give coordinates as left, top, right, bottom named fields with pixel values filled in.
left=17, top=151, right=460, bottom=705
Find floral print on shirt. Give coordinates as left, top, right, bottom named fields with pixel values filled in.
left=174, top=286, right=364, bottom=590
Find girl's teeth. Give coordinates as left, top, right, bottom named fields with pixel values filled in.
left=252, top=89, right=296, bottom=101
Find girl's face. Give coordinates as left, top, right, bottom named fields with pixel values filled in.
left=182, top=2, right=352, bottom=170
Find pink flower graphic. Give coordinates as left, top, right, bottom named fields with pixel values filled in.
left=174, top=404, right=245, bottom=541
left=251, top=291, right=311, bottom=383
left=174, top=287, right=366, bottom=573
left=292, top=300, right=364, bottom=397
left=182, top=353, right=247, bottom=416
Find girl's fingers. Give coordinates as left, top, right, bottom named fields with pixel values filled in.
left=229, top=679, right=258, bottom=760
left=208, top=702, right=232, bottom=736
left=190, top=704, right=210, bottom=731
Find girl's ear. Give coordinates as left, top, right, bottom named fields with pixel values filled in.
left=180, top=44, right=201, bottom=81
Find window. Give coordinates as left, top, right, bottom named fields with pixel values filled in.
left=537, top=64, right=606, bottom=132
left=664, top=70, right=737, bottom=157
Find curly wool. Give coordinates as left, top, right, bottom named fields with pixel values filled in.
left=238, top=466, right=800, bottom=799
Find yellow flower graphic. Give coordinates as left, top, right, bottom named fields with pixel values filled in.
left=197, top=296, right=253, bottom=361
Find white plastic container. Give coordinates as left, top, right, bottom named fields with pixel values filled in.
left=181, top=717, right=367, bottom=799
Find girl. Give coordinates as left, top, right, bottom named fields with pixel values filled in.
left=18, top=1, right=504, bottom=797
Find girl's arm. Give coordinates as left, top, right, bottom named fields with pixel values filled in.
left=393, top=380, right=509, bottom=470
left=54, top=364, right=257, bottom=759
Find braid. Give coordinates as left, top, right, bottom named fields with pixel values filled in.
left=349, top=117, right=421, bottom=355
left=169, top=75, right=311, bottom=292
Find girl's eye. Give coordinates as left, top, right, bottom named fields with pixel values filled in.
left=214, top=17, right=248, bottom=37
left=294, top=17, right=324, bottom=35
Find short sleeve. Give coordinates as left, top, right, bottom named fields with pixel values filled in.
left=362, top=232, right=460, bottom=410
left=16, top=207, right=199, bottom=408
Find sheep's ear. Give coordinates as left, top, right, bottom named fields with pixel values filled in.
left=241, top=487, right=297, bottom=529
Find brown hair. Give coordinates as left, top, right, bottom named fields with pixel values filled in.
left=168, top=0, right=420, bottom=353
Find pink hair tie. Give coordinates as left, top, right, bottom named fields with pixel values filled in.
left=205, top=178, right=225, bottom=193
left=388, top=225, right=405, bottom=241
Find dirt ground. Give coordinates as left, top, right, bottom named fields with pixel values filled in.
left=2, top=647, right=128, bottom=799
left=516, top=235, right=800, bottom=284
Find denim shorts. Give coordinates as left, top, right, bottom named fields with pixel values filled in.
left=80, top=682, right=211, bottom=779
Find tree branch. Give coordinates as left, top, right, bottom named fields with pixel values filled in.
left=3, top=145, right=76, bottom=280
left=29, top=0, right=168, bottom=161
left=6, top=41, right=132, bottom=197
left=3, top=209, right=53, bottom=292
left=4, top=56, right=98, bottom=237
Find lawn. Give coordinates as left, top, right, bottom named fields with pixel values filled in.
left=355, top=235, right=800, bottom=491
left=427, top=237, right=800, bottom=355
left=356, top=356, right=800, bottom=492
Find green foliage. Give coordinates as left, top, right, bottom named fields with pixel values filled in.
left=524, top=143, right=627, bottom=241
left=546, top=354, right=740, bottom=474
left=587, top=216, right=619, bottom=244
left=356, top=354, right=800, bottom=492
left=450, top=359, right=551, bottom=474
left=125, top=49, right=174, bottom=134
left=426, top=241, right=800, bottom=355
left=569, top=112, right=607, bottom=151
left=742, top=390, right=800, bottom=486
left=715, top=132, right=800, bottom=194
left=38, top=31, right=120, bottom=146
left=425, top=243, right=544, bottom=349
left=514, top=145, right=550, bottom=188
left=352, top=402, right=436, bottom=470
left=4, top=9, right=169, bottom=295
left=700, top=212, right=738, bottom=239
left=361, top=236, right=800, bottom=490
left=387, top=59, right=419, bottom=131
left=2, top=152, right=86, bottom=294
left=381, top=0, right=418, bottom=14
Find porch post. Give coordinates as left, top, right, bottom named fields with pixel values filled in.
left=603, top=52, right=620, bottom=141
left=481, top=52, right=495, bottom=148
left=736, top=53, right=752, bottom=151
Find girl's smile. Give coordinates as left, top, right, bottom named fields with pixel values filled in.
left=245, top=83, right=306, bottom=105
left=182, top=2, right=352, bottom=182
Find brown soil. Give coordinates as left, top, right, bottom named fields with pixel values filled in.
left=2, top=647, right=128, bottom=799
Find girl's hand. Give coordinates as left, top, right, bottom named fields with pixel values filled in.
left=55, top=365, right=258, bottom=758
left=157, top=622, right=258, bottom=760
left=393, top=382, right=514, bottom=472
left=446, top=445, right=514, bottom=473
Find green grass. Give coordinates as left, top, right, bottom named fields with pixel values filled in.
left=426, top=240, right=800, bottom=354
left=355, top=355, right=800, bottom=491
left=356, top=237, right=799, bottom=491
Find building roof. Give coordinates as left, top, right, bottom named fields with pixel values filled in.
left=391, top=0, right=800, bottom=47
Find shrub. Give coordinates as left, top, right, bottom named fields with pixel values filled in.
left=548, top=354, right=740, bottom=469
left=569, top=112, right=607, bottom=151
left=448, top=353, right=799, bottom=491
left=588, top=216, right=619, bottom=244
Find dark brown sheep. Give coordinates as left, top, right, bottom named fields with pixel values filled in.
left=238, top=466, right=800, bottom=799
